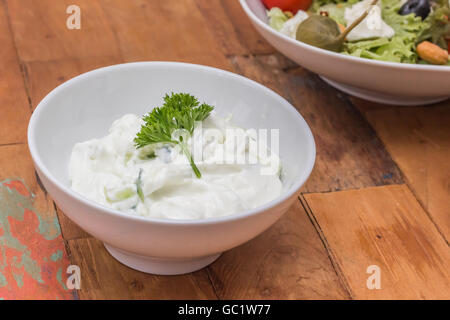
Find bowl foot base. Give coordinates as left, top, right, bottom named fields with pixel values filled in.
left=321, top=77, right=449, bottom=106
left=104, top=243, right=221, bottom=275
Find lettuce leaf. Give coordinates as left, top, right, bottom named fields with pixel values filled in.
left=317, top=3, right=349, bottom=25
left=311, top=0, right=430, bottom=63
left=310, top=0, right=359, bottom=13
left=267, top=7, right=290, bottom=31
left=417, top=0, right=450, bottom=49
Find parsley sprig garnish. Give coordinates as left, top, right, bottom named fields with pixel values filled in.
left=134, top=93, right=214, bottom=178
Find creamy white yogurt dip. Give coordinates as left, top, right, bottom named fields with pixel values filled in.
left=69, top=113, right=283, bottom=220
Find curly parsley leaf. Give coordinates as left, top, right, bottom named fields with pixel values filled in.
left=134, top=93, right=214, bottom=178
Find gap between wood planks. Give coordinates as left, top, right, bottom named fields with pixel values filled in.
left=1, top=0, right=79, bottom=293
left=7, top=58, right=446, bottom=299
left=228, top=52, right=450, bottom=297
left=2, top=0, right=444, bottom=297
left=396, top=186, right=449, bottom=246
left=360, top=136, right=449, bottom=246
left=336, top=98, right=449, bottom=245
left=0, top=142, right=26, bottom=147
left=298, top=195, right=355, bottom=299
left=407, top=195, right=449, bottom=246
left=346, top=102, right=449, bottom=245
left=300, top=185, right=450, bottom=299
left=205, top=268, right=221, bottom=300
left=256, top=48, right=450, bottom=246
left=1, top=0, right=33, bottom=114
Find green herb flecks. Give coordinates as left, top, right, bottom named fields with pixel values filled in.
left=136, top=168, right=145, bottom=202
left=104, top=187, right=135, bottom=203
left=134, top=93, right=214, bottom=178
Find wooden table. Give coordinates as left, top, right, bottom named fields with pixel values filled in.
left=0, top=0, right=448, bottom=300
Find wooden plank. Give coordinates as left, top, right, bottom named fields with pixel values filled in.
left=22, top=60, right=121, bottom=240
left=195, top=0, right=275, bottom=56
left=8, top=0, right=428, bottom=300
left=5, top=0, right=122, bottom=62
left=207, top=201, right=350, bottom=299
left=7, top=0, right=123, bottom=237
left=0, top=2, right=30, bottom=145
left=56, top=207, right=92, bottom=241
left=349, top=97, right=403, bottom=113
left=6, top=0, right=221, bottom=297
left=228, top=54, right=403, bottom=192
left=361, top=104, right=450, bottom=240
left=228, top=54, right=296, bottom=97
left=0, top=145, right=51, bottom=215
left=0, top=145, right=75, bottom=299
left=18, top=56, right=121, bottom=239
left=23, top=56, right=121, bottom=110
left=17, top=52, right=121, bottom=239
left=67, top=237, right=217, bottom=299
left=303, top=185, right=450, bottom=299
left=99, top=0, right=232, bottom=70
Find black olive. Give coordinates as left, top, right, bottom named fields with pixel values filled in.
left=399, top=0, right=431, bottom=20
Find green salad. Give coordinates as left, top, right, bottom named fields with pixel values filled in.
left=267, top=0, right=450, bottom=65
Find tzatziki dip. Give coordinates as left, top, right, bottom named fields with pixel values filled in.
left=69, top=93, right=282, bottom=220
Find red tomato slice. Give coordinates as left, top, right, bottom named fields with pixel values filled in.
left=262, top=0, right=313, bottom=14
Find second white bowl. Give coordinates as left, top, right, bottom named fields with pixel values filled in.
left=240, top=0, right=450, bottom=105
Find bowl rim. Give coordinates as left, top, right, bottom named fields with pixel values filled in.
left=239, top=0, right=450, bottom=72
left=28, top=61, right=316, bottom=226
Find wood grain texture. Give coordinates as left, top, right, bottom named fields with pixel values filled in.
left=362, top=104, right=450, bottom=240
left=67, top=237, right=217, bottom=300
left=3, top=0, right=446, bottom=300
left=5, top=0, right=121, bottom=61
left=304, top=185, right=450, bottom=299
left=5, top=0, right=122, bottom=239
left=228, top=54, right=404, bottom=192
left=99, top=0, right=232, bottom=70
left=4, top=0, right=223, bottom=297
left=207, top=201, right=350, bottom=299
left=195, top=0, right=275, bottom=56
left=56, top=207, right=91, bottom=241
left=0, top=144, right=53, bottom=215
left=20, top=58, right=120, bottom=238
left=0, top=145, right=75, bottom=299
left=0, top=2, right=30, bottom=145
left=23, top=56, right=122, bottom=109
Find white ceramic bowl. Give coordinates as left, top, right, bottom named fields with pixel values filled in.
left=28, top=62, right=315, bottom=275
left=240, top=0, right=450, bottom=106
